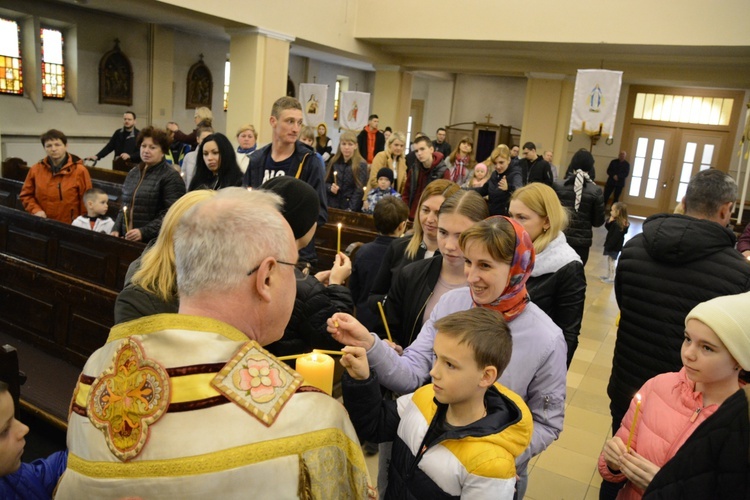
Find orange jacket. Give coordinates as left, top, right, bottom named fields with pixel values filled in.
left=20, top=155, right=93, bottom=223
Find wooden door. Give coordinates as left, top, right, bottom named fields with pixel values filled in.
left=622, top=125, right=676, bottom=216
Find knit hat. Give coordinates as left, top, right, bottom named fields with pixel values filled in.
left=376, top=167, right=394, bottom=184
left=684, top=292, right=750, bottom=370
left=261, top=176, right=318, bottom=240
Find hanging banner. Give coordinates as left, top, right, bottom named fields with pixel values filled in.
left=298, top=83, right=328, bottom=127
left=568, top=69, right=623, bottom=138
left=340, top=91, right=370, bottom=131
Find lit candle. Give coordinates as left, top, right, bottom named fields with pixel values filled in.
left=333, top=171, right=338, bottom=184
left=246, top=186, right=253, bottom=191
left=337, top=222, right=342, bottom=254
left=377, top=301, right=394, bottom=344
left=296, top=352, right=335, bottom=395
left=122, top=205, right=129, bottom=233
left=626, top=393, right=642, bottom=452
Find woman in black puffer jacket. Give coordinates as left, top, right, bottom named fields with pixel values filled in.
left=113, top=127, right=186, bottom=243
left=554, top=149, right=605, bottom=264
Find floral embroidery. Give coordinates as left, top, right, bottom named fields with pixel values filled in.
left=233, top=359, right=284, bottom=403
left=88, top=338, right=170, bottom=462
left=213, top=342, right=303, bottom=426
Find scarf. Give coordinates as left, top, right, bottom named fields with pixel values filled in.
left=531, top=232, right=581, bottom=277
left=237, top=145, right=256, bottom=155
left=573, top=169, right=592, bottom=212
left=471, top=216, right=535, bottom=322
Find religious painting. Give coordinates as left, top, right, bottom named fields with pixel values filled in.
left=98, top=40, right=133, bottom=106
left=186, top=57, right=212, bottom=109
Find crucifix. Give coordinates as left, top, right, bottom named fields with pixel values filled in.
left=484, top=113, right=493, bottom=123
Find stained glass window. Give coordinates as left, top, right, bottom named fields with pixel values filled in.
left=41, top=27, right=64, bottom=98
left=0, top=18, right=23, bottom=95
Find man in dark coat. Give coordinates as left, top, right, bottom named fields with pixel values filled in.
left=432, top=127, right=451, bottom=158
left=518, top=141, right=553, bottom=186
left=356, top=114, right=385, bottom=164
left=601, top=168, right=750, bottom=498
left=401, top=136, right=448, bottom=220
left=603, top=151, right=630, bottom=205
left=88, top=111, right=140, bottom=164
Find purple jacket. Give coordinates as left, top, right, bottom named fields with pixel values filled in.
left=365, top=287, right=566, bottom=468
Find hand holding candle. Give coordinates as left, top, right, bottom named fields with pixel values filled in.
left=333, top=171, right=338, bottom=185
left=337, top=222, right=342, bottom=255
left=295, top=352, right=335, bottom=395
left=626, top=393, right=642, bottom=452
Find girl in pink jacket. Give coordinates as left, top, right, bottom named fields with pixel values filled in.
left=598, top=291, right=750, bottom=499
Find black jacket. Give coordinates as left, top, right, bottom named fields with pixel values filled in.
left=325, top=159, right=368, bottom=211
left=474, top=166, right=523, bottom=216
left=608, top=214, right=750, bottom=422
left=644, top=386, right=750, bottom=499
left=403, top=155, right=449, bottom=217
left=350, top=235, right=398, bottom=331
left=368, top=237, right=435, bottom=317
left=265, top=269, right=353, bottom=362
left=518, top=157, right=553, bottom=186
left=114, top=283, right=178, bottom=325
left=357, top=128, right=386, bottom=161
left=243, top=141, right=327, bottom=225
left=554, top=178, right=605, bottom=249
left=96, top=127, right=140, bottom=162
left=526, top=260, right=586, bottom=368
left=381, top=255, right=443, bottom=347
left=605, top=159, right=630, bottom=187
left=114, top=159, right=186, bottom=243
left=603, top=219, right=629, bottom=254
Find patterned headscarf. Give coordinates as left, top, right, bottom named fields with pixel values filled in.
left=471, top=216, right=535, bottom=322
left=573, top=170, right=592, bottom=212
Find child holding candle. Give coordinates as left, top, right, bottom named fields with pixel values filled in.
left=325, top=131, right=368, bottom=211
left=599, top=291, right=750, bottom=499
left=341, top=308, right=532, bottom=499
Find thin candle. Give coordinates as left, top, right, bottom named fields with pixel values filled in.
left=276, top=354, right=304, bottom=361
left=122, top=205, right=130, bottom=233
left=333, top=171, right=338, bottom=184
left=337, top=223, right=342, bottom=254
left=313, top=349, right=346, bottom=356
left=626, top=393, right=642, bottom=452
left=377, top=301, right=394, bottom=344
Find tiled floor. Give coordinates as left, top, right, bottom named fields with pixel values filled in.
left=364, top=217, right=644, bottom=499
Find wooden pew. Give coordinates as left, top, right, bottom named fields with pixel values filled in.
left=0, top=205, right=144, bottom=290
left=315, top=208, right=379, bottom=270
left=2, top=156, right=129, bottom=185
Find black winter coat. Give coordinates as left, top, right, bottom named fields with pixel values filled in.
left=554, top=179, right=605, bottom=249
left=325, top=159, right=368, bottom=211
left=114, top=283, right=178, bottom=325
left=114, top=159, right=186, bottom=243
left=608, top=214, right=750, bottom=422
left=380, top=255, right=443, bottom=347
left=350, top=235, right=398, bottom=331
left=96, top=127, right=140, bottom=162
left=518, top=157, right=553, bottom=186
left=644, top=386, right=750, bottom=499
left=368, top=237, right=434, bottom=313
left=526, top=260, right=586, bottom=368
left=265, top=268, right=353, bottom=362
left=474, top=166, right=523, bottom=216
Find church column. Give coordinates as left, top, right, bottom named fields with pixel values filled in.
left=373, top=65, right=413, bottom=133
left=226, top=28, right=295, bottom=145
left=520, top=73, right=574, bottom=167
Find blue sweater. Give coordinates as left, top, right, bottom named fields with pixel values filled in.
left=0, top=451, right=67, bottom=500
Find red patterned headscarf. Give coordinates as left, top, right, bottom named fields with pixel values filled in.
left=471, top=216, right=535, bottom=321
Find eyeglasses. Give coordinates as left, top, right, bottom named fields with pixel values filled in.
left=247, top=259, right=297, bottom=276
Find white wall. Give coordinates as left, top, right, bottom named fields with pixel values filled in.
left=451, top=74, right=526, bottom=129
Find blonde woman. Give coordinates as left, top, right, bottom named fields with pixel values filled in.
left=510, top=183, right=585, bottom=367
left=474, top=144, right=522, bottom=216
left=115, top=190, right=217, bottom=324
left=366, top=131, right=407, bottom=196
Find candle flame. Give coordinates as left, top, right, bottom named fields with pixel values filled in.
left=636, top=393, right=642, bottom=402
left=247, top=187, right=253, bottom=191
left=337, top=223, right=342, bottom=229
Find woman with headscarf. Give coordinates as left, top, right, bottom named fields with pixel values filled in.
left=554, top=149, right=606, bottom=264
left=330, top=216, right=567, bottom=498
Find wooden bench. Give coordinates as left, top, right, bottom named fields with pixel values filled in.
left=2, top=156, right=129, bottom=185
left=0, top=205, right=144, bottom=290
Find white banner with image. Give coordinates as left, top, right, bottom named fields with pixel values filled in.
left=339, top=91, right=370, bottom=131
left=569, top=69, right=623, bottom=138
left=299, top=83, right=328, bottom=127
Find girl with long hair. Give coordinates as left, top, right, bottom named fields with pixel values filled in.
left=188, top=133, right=244, bottom=191
left=315, top=123, right=333, bottom=162
left=445, top=136, right=475, bottom=185
left=325, top=131, right=368, bottom=211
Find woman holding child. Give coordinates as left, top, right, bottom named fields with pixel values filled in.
left=599, top=291, right=750, bottom=499
left=330, top=216, right=566, bottom=498
left=474, top=145, right=523, bottom=216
